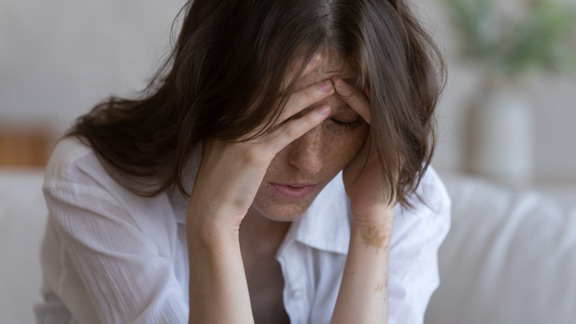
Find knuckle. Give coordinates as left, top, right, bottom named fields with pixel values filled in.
left=241, top=146, right=271, bottom=167
left=304, top=112, right=321, bottom=128
left=340, top=86, right=355, bottom=97
left=309, top=84, right=329, bottom=101
left=283, top=123, right=298, bottom=138
left=299, top=90, right=316, bottom=107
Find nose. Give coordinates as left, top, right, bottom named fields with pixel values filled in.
left=285, top=127, right=324, bottom=174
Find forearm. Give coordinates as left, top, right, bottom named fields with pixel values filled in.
left=331, top=215, right=393, bottom=324
left=187, top=220, right=254, bottom=324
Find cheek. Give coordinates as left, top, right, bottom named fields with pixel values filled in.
left=322, top=123, right=368, bottom=168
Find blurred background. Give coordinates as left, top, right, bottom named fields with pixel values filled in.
left=1, top=0, right=575, bottom=186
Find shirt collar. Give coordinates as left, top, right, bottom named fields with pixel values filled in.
left=279, top=172, right=351, bottom=256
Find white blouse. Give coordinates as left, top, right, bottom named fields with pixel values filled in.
left=35, top=137, right=451, bottom=324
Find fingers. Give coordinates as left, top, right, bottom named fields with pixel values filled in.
left=332, top=76, right=372, bottom=125
left=267, top=105, right=331, bottom=151
left=273, top=52, right=331, bottom=126
left=276, top=79, right=334, bottom=124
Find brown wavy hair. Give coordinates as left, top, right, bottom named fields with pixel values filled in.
left=68, top=0, right=446, bottom=207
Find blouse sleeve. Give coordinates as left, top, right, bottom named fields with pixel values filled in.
left=43, top=182, right=188, bottom=324
left=387, top=169, right=451, bottom=324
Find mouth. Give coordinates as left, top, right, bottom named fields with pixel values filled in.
left=269, top=183, right=318, bottom=200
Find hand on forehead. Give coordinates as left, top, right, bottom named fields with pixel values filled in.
left=295, top=52, right=356, bottom=92
left=291, top=52, right=361, bottom=117
left=298, top=50, right=371, bottom=124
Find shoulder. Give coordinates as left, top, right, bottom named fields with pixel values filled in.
left=44, top=136, right=146, bottom=200
left=44, top=136, right=109, bottom=188
left=43, top=137, right=180, bottom=249
left=395, top=166, right=451, bottom=221
left=390, top=166, right=451, bottom=248
left=43, top=136, right=158, bottom=218
left=412, top=166, right=451, bottom=216
left=42, top=136, right=139, bottom=222
left=43, top=136, right=170, bottom=209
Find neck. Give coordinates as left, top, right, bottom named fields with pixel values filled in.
left=239, top=207, right=291, bottom=267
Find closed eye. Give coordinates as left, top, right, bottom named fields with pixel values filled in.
left=330, top=110, right=363, bottom=128
left=331, top=110, right=361, bottom=123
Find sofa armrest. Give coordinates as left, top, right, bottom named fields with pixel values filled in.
left=426, top=174, right=576, bottom=324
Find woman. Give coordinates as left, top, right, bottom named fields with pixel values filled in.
left=36, top=0, right=450, bottom=323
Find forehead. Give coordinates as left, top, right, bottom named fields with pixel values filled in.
left=295, top=52, right=358, bottom=90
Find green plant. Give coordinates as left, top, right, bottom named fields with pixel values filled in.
left=443, top=0, right=576, bottom=77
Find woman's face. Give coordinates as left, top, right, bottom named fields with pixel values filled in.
left=250, top=53, right=369, bottom=222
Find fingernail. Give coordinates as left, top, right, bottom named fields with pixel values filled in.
left=319, top=80, right=333, bottom=93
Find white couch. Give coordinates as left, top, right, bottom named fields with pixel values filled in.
left=1, top=170, right=575, bottom=323
left=0, top=170, right=47, bottom=324
left=425, top=175, right=576, bottom=324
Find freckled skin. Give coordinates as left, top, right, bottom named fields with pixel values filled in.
left=361, top=224, right=390, bottom=253
left=248, top=53, right=369, bottom=222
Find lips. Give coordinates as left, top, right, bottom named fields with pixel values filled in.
left=269, top=183, right=318, bottom=200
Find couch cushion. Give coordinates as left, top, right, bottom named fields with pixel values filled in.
left=426, top=174, right=576, bottom=324
left=0, top=169, right=47, bottom=324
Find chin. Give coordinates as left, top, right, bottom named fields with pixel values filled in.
left=250, top=199, right=314, bottom=222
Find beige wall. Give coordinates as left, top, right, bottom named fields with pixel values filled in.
left=1, top=0, right=575, bottom=183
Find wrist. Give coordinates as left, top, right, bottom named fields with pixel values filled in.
left=186, top=210, right=241, bottom=252
left=349, top=205, right=394, bottom=227
left=349, top=209, right=394, bottom=254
